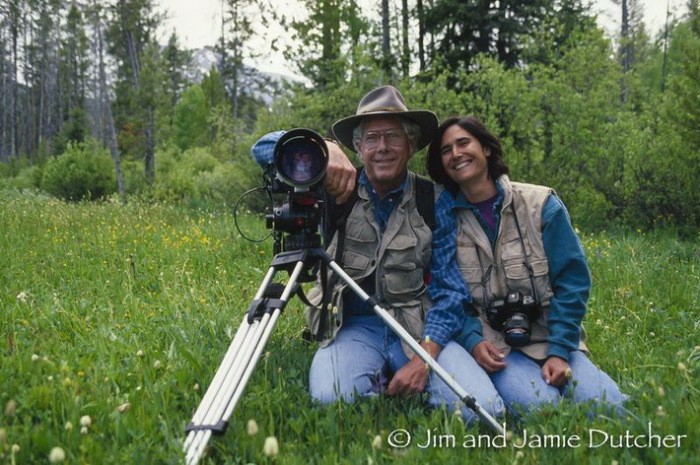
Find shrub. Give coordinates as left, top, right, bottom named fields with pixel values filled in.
left=40, top=141, right=116, bottom=201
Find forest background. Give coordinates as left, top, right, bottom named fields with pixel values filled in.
left=1, top=0, right=699, bottom=233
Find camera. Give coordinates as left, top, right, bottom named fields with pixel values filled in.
left=484, top=291, right=540, bottom=347
left=258, top=128, right=329, bottom=253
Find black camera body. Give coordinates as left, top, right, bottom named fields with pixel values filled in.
left=261, top=129, right=329, bottom=253
left=485, top=291, right=540, bottom=347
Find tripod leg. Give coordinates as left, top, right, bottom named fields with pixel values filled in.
left=184, top=267, right=277, bottom=451
left=324, top=257, right=505, bottom=435
left=183, top=260, right=308, bottom=465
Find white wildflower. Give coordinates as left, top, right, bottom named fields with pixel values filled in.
left=117, top=403, right=131, bottom=413
left=247, top=419, right=259, bottom=436
left=5, top=399, right=17, bottom=416
left=49, top=446, right=66, bottom=463
left=263, top=436, right=279, bottom=457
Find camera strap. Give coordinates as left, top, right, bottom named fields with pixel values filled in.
left=510, top=202, right=540, bottom=305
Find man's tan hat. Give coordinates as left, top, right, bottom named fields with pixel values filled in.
left=332, top=85, right=438, bottom=152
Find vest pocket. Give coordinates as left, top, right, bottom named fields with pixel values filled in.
left=502, top=258, right=549, bottom=280
left=500, top=227, right=530, bottom=260
left=383, top=235, right=424, bottom=298
left=389, top=300, right=425, bottom=341
left=345, top=216, right=376, bottom=242
left=342, top=250, right=371, bottom=271
left=383, top=234, right=418, bottom=269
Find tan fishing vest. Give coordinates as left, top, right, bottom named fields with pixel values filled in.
left=455, top=175, right=586, bottom=360
left=306, top=173, right=437, bottom=356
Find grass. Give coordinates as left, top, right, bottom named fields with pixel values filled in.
left=0, top=190, right=698, bottom=464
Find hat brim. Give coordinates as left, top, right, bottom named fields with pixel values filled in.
left=332, top=110, right=438, bottom=153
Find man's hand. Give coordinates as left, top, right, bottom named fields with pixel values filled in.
left=541, top=356, right=571, bottom=387
left=472, top=341, right=507, bottom=373
left=387, top=340, right=441, bottom=396
left=323, top=141, right=356, bottom=203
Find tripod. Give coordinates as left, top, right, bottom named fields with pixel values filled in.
left=183, top=247, right=504, bottom=464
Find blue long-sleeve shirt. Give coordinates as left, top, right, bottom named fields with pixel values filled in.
left=428, top=186, right=590, bottom=361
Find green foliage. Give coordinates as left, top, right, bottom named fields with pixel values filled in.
left=1, top=194, right=698, bottom=464
left=52, top=108, right=89, bottom=156
left=120, top=159, right=149, bottom=196
left=3, top=0, right=699, bottom=233
left=40, top=141, right=116, bottom=201
left=173, top=85, right=210, bottom=150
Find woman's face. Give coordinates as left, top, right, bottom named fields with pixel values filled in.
left=439, top=124, right=490, bottom=190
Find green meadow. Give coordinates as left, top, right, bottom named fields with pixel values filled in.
left=1, top=191, right=698, bottom=464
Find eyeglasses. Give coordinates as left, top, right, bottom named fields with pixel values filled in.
left=360, top=129, right=407, bottom=150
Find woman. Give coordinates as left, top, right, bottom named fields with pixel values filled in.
left=426, top=116, right=626, bottom=412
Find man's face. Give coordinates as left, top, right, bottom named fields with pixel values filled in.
left=357, top=117, right=412, bottom=196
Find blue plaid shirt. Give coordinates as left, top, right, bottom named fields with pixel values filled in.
left=427, top=190, right=473, bottom=346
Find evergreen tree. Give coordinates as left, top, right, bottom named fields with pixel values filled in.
left=173, top=84, right=209, bottom=151
left=425, top=0, right=594, bottom=71
left=162, top=31, right=191, bottom=107
left=107, top=0, right=163, bottom=183
left=55, top=1, right=90, bottom=155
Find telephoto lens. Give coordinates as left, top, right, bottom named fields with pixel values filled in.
left=274, top=129, right=328, bottom=190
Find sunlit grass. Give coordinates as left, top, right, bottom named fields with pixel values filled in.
left=1, top=191, right=697, bottom=464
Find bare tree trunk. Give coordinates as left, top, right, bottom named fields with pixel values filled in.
left=417, top=0, right=425, bottom=71
left=661, top=0, right=670, bottom=92
left=381, top=0, right=391, bottom=76
left=144, top=108, right=155, bottom=183
left=95, top=2, right=126, bottom=201
left=401, top=0, right=409, bottom=77
left=10, top=0, right=19, bottom=158
left=620, top=0, right=630, bottom=103
left=0, top=26, right=5, bottom=162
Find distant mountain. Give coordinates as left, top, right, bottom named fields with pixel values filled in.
left=185, top=46, right=305, bottom=105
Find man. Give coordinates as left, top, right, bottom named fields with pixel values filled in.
left=254, top=86, right=503, bottom=422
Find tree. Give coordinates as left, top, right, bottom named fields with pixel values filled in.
left=173, top=84, right=209, bottom=151
left=88, top=0, right=125, bottom=199
left=615, top=0, right=647, bottom=102
left=2, top=0, right=23, bottom=159
left=162, top=31, right=191, bottom=107
left=381, top=0, right=391, bottom=75
left=425, top=0, right=595, bottom=72
left=284, top=0, right=344, bottom=87
left=107, top=0, right=163, bottom=183
left=55, top=1, right=91, bottom=155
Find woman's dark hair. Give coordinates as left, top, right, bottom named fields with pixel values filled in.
left=426, top=116, right=509, bottom=195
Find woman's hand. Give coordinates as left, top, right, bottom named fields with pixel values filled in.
left=541, top=356, right=572, bottom=387
left=472, top=341, right=507, bottom=373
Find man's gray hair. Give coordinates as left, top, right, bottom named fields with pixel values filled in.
left=351, top=118, right=421, bottom=152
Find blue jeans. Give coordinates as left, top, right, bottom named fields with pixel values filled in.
left=490, top=350, right=628, bottom=414
left=309, top=316, right=504, bottom=423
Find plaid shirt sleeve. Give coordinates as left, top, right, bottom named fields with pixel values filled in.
left=422, top=190, right=476, bottom=347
